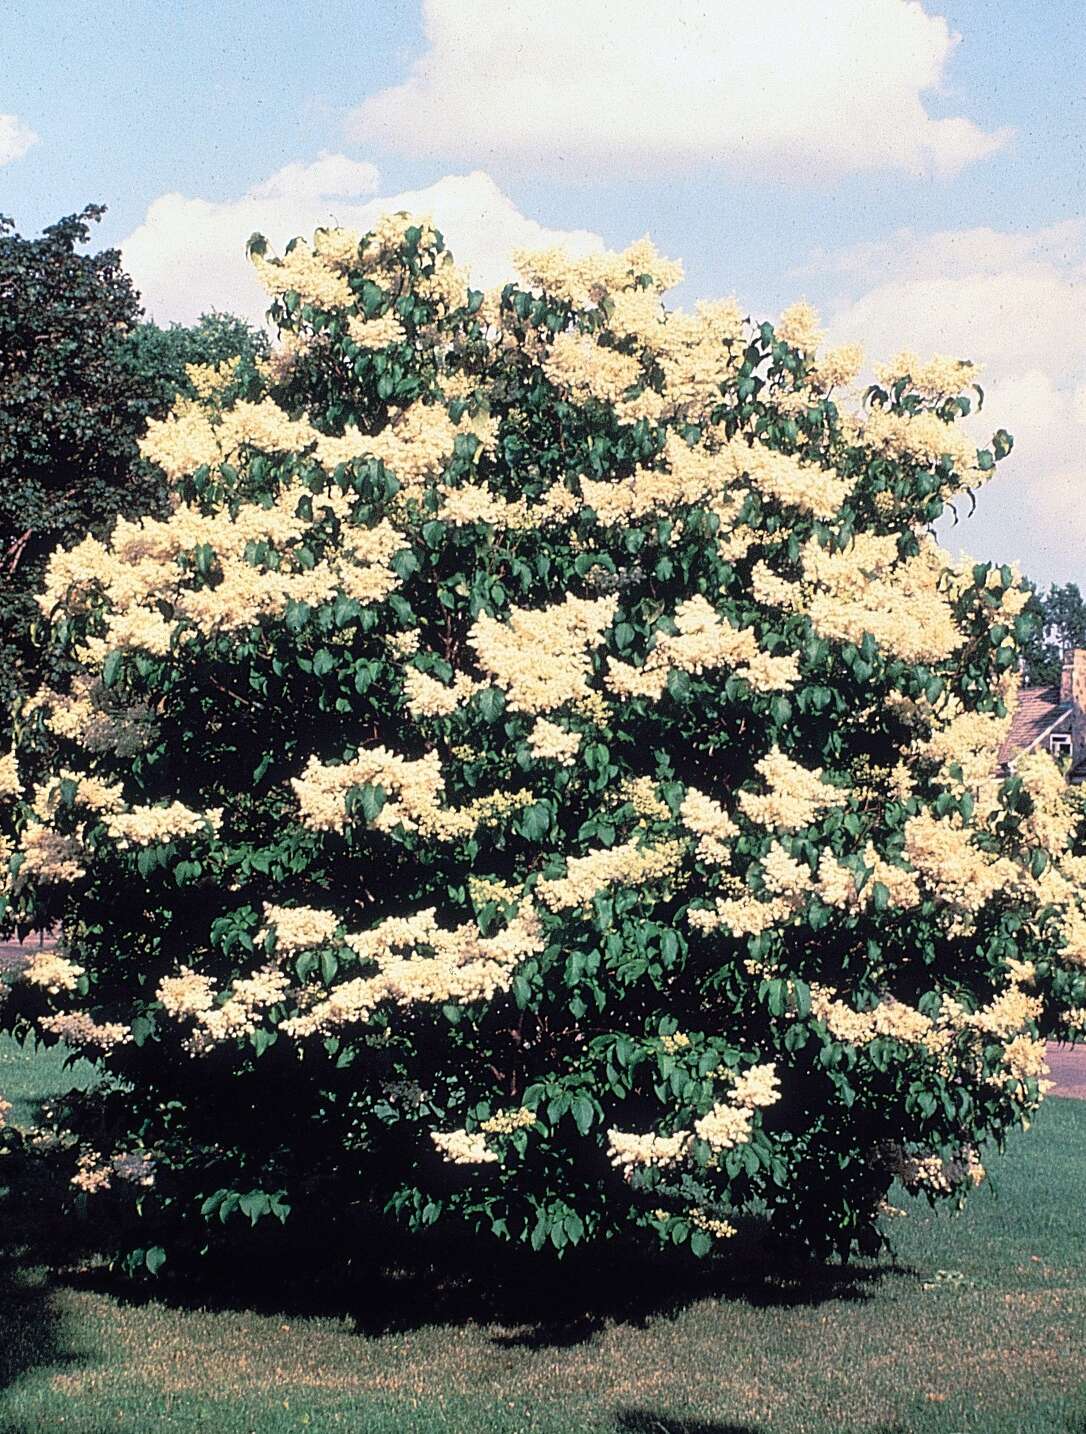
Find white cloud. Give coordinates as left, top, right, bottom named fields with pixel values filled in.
left=819, top=222, right=1086, bottom=584
left=248, top=152, right=380, bottom=200
left=121, top=156, right=604, bottom=326
left=0, top=113, right=38, bottom=166
left=346, top=0, right=1008, bottom=180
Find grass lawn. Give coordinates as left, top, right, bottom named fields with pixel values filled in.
left=0, top=1033, right=1084, bottom=1434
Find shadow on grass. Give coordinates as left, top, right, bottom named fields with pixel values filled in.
left=62, top=1217, right=910, bottom=1352
left=614, top=1414, right=763, bottom=1434
left=0, top=1260, right=79, bottom=1395
left=614, top=1420, right=913, bottom=1434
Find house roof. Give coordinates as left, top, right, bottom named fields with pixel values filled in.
left=998, top=685, right=1071, bottom=767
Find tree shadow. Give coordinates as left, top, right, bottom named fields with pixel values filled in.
left=614, top=1419, right=913, bottom=1434
left=65, top=1217, right=915, bottom=1352
left=0, top=1260, right=80, bottom=1396
left=614, top=1415, right=763, bottom=1434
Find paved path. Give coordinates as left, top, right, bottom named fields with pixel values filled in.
left=1046, top=1042, right=1086, bottom=1099
left=0, top=935, right=51, bottom=979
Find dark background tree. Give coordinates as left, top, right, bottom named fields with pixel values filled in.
left=0, top=206, right=266, bottom=720
left=1018, top=582, right=1086, bottom=686
left=125, top=310, right=268, bottom=414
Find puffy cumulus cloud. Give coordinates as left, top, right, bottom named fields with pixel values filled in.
left=0, top=113, right=38, bottom=166
left=820, top=221, right=1086, bottom=584
left=346, top=0, right=1008, bottom=180
left=248, top=152, right=380, bottom=200
left=121, top=157, right=603, bottom=325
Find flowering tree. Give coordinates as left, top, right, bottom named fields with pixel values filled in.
left=2, top=216, right=1084, bottom=1274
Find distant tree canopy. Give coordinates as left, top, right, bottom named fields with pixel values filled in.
left=1019, top=583, right=1086, bottom=687
left=125, top=311, right=268, bottom=416
left=0, top=206, right=266, bottom=715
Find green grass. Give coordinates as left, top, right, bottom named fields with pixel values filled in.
left=0, top=1032, right=1084, bottom=1433
left=0, top=1033, right=97, bottom=1128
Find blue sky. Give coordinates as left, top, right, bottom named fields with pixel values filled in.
left=2, top=0, right=1083, bottom=584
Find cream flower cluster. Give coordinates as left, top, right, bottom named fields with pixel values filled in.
left=652, top=299, right=746, bottom=419
left=31, top=674, right=155, bottom=758
left=23, top=950, right=84, bottom=995
left=608, top=594, right=798, bottom=702
left=402, top=667, right=479, bottom=720
left=579, top=431, right=726, bottom=525
left=347, top=312, right=407, bottom=350
left=863, top=407, right=979, bottom=479
left=38, top=1011, right=130, bottom=1050
left=104, top=802, right=221, bottom=849
left=606, top=1128, right=691, bottom=1174
left=659, top=1031, right=691, bottom=1053
left=480, top=1107, right=536, bottom=1135
left=875, top=352, right=977, bottom=398
left=903, top=811, right=1017, bottom=917
left=16, top=824, right=86, bottom=884
left=261, top=904, right=340, bottom=953
left=890, top=1145, right=986, bottom=1193
left=759, top=843, right=814, bottom=899
left=693, top=1102, right=754, bottom=1150
left=815, top=847, right=920, bottom=912
left=431, top=1129, right=498, bottom=1165
left=543, top=330, right=642, bottom=405
left=526, top=718, right=582, bottom=765
left=437, top=478, right=580, bottom=532
left=808, top=985, right=936, bottom=1048
left=156, top=966, right=216, bottom=1018
left=737, top=748, right=846, bottom=831
left=251, top=241, right=355, bottom=311
left=292, top=745, right=528, bottom=841
left=688, top=892, right=795, bottom=938
left=810, top=344, right=864, bottom=391
left=71, top=1151, right=113, bottom=1194
left=729, top=1063, right=781, bottom=1109
left=536, top=838, right=684, bottom=911
left=0, top=750, right=21, bottom=800
left=185, top=356, right=241, bottom=402
left=280, top=906, right=545, bottom=1038
left=156, top=963, right=291, bottom=1050
left=680, top=787, right=739, bottom=866
left=775, top=301, right=823, bottom=353
left=29, top=770, right=125, bottom=821
left=512, top=236, right=684, bottom=311
left=799, top=536, right=965, bottom=665
left=689, top=1207, right=738, bottom=1240
left=40, top=474, right=411, bottom=646
left=468, top=594, right=616, bottom=714
left=722, top=437, right=853, bottom=520
left=189, top=967, right=292, bottom=1050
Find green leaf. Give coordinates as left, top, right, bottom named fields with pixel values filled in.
left=571, top=1095, right=595, bottom=1134
left=477, top=686, right=506, bottom=723
left=667, top=668, right=691, bottom=702
left=517, top=802, right=552, bottom=842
